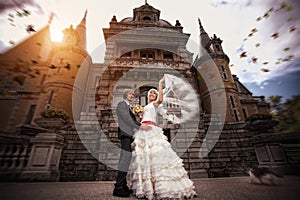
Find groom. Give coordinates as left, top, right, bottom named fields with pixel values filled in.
left=113, top=89, right=151, bottom=197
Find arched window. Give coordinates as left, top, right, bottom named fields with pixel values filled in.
left=143, top=16, right=151, bottom=22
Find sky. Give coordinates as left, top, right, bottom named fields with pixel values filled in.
left=0, top=0, right=299, bottom=102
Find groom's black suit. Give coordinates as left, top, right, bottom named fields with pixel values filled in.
left=114, top=100, right=141, bottom=194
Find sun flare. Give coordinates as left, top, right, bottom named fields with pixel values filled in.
left=50, top=29, right=63, bottom=42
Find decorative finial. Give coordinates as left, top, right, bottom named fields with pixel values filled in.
left=145, top=0, right=148, bottom=5
left=198, top=17, right=202, bottom=28
left=84, top=9, right=87, bottom=19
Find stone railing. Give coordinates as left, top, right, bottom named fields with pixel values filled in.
left=251, top=131, right=300, bottom=175
left=0, top=133, right=32, bottom=181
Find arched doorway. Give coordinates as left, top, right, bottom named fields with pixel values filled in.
left=133, top=86, right=157, bottom=106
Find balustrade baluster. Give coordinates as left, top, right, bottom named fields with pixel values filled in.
left=9, top=145, right=21, bottom=170
left=17, top=145, right=29, bottom=170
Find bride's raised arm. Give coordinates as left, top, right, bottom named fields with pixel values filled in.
left=153, top=76, right=164, bottom=106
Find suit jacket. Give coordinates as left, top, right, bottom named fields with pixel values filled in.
left=117, top=100, right=141, bottom=139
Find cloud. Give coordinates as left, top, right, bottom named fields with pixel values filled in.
left=0, top=0, right=43, bottom=14
left=244, top=69, right=300, bottom=101
left=228, top=0, right=300, bottom=85
left=0, top=40, right=8, bottom=53
left=211, top=0, right=254, bottom=7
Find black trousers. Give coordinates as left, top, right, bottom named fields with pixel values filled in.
left=115, top=136, right=133, bottom=188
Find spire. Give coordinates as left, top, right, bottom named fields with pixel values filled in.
left=198, top=17, right=210, bottom=56
left=75, top=10, right=87, bottom=50
left=198, top=17, right=207, bottom=34
left=77, top=9, right=87, bottom=28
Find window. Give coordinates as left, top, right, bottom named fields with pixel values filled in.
left=89, top=106, right=96, bottom=112
left=48, top=90, right=54, bottom=104
left=242, top=108, right=248, bottom=119
left=25, top=105, right=36, bottom=124
left=233, top=109, right=239, bottom=121
left=221, top=65, right=228, bottom=80
left=215, top=44, right=221, bottom=52
left=143, top=16, right=151, bottom=22
left=140, top=51, right=155, bottom=60
left=229, top=95, right=235, bottom=108
left=121, top=51, right=131, bottom=58
left=163, top=52, right=173, bottom=61
left=40, top=74, right=46, bottom=85
left=94, top=76, right=100, bottom=88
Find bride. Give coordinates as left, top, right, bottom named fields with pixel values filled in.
left=130, top=75, right=197, bottom=200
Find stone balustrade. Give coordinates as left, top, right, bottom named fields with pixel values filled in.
left=0, top=133, right=32, bottom=181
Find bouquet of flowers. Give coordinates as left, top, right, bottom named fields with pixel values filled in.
left=133, top=105, right=144, bottom=122
left=133, top=104, right=144, bottom=114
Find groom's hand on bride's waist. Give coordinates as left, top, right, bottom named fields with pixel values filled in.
left=140, top=124, right=152, bottom=131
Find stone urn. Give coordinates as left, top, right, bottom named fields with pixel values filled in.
left=244, top=119, right=279, bottom=131
left=34, top=117, right=67, bottom=131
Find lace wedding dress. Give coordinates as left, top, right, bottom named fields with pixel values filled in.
left=130, top=102, right=197, bottom=200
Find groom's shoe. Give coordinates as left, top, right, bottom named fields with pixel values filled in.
left=113, top=186, right=130, bottom=197
left=123, top=185, right=133, bottom=194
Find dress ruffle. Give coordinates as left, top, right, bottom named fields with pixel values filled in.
left=130, top=125, right=197, bottom=200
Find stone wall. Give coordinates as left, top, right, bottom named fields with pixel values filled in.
left=206, top=124, right=258, bottom=177
left=56, top=111, right=299, bottom=181
left=59, top=118, right=100, bottom=181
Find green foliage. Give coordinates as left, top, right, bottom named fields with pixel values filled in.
left=246, top=113, right=273, bottom=122
left=267, top=95, right=282, bottom=108
left=273, top=95, right=300, bottom=133
left=40, top=108, right=70, bottom=121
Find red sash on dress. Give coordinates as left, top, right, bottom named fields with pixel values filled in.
left=142, top=121, right=157, bottom=126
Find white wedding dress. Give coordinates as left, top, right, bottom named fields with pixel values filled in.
left=130, top=102, right=197, bottom=200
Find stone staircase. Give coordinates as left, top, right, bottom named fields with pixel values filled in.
left=59, top=113, right=101, bottom=181
left=58, top=111, right=258, bottom=181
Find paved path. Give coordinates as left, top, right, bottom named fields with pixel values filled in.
left=1, top=176, right=299, bottom=200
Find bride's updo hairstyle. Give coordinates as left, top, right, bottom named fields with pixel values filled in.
left=148, top=88, right=159, bottom=100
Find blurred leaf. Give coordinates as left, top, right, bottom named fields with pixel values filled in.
left=286, top=6, right=294, bottom=12
left=22, top=9, right=31, bottom=16
left=26, top=24, right=36, bottom=33
left=49, top=64, right=57, bottom=69
left=64, top=63, right=71, bottom=70
left=261, top=68, right=270, bottom=72
left=271, top=32, right=279, bottom=39
left=251, top=28, right=258, bottom=33
left=251, top=57, right=258, bottom=63
left=289, top=26, right=296, bottom=32
left=256, top=16, right=262, bottom=21
left=240, top=51, right=247, bottom=58
left=14, top=75, right=26, bottom=85
left=16, top=11, right=23, bottom=17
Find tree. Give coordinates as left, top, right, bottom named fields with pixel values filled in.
left=272, top=95, right=300, bottom=133
left=267, top=95, right=282, bottom=108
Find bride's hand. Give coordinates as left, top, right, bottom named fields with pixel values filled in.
left=159, top=76, right=165, bottom=85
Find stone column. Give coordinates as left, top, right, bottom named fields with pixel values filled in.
left=22, top=132, right=64, bottom=181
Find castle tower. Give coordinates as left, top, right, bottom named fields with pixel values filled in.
left=97, top=3, right=195, bottom=111
left=75, top=10, right=87, bottom=51
left=195, top=18, right=244, bottom=122
left=33, top=11, right=91, bottom=121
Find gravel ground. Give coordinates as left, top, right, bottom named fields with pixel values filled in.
left=0, top=176, right=299, bottom=200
